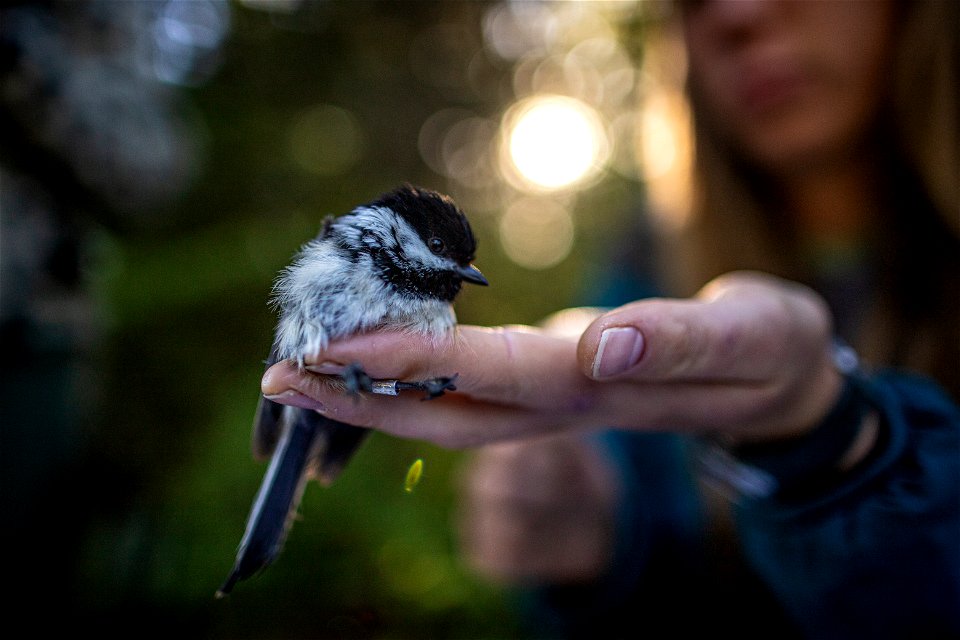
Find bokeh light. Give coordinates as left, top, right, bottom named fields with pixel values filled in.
left=149, top=0, right=230, bottom=86
left=636, top=89, right=694, bottom=229
left=482, top=2, right=557, bottom=61
left=498, top=197, right=575, bottom=269
left=501, top=94, right=609, bottom=191
left=639, top=95, right=678, bottom=181
left=288, top=104, right=365, bottom=176
left=418, top=109, right=498, bottom=190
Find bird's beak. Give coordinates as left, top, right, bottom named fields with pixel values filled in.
left=457, top=264, right=488, bottom=286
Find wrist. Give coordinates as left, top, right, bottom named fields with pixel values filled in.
left=698, top=341, right=882, bottom=500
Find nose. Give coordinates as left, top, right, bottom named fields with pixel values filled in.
left=686, top=0, right=780, bottom=48
left=711, top=0, right=771, bottom=25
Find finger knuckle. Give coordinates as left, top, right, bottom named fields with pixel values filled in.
left=466, top=329, right=525, bottom=402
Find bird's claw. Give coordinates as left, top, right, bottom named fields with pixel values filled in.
left=394, top=373, right=458, bottom=400
left=343, top=362, right=373, bottom=396
left=415, top=374, right=458, bottom=400
left=339, top=364, right=458, bottom=401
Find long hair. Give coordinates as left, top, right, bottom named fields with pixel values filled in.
left=647, top=0, right=959, bottom=396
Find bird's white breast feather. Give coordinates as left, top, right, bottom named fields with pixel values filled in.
left=271, top=211, right=458, bottom=364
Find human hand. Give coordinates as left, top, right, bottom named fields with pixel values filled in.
left=457, top=434, right=620, bottom=584
left=260, top=271, right=843, bottom=446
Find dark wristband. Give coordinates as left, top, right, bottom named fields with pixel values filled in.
left=731, top=373, right=873, bottom=498
left=696, top=340, right=877, bottom=500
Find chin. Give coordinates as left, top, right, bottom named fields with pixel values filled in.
left=737, top=111, right=868, bottom=175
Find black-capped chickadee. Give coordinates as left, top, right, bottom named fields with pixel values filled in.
left=218, top=185, right=487, bottom=596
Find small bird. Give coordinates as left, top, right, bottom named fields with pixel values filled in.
left=217, top=185, right=487, bottom=596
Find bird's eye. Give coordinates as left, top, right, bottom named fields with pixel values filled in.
left=428, top=237, right=444, bottom=254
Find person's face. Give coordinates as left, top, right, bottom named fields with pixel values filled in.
left=681, top=0, right=896, bottom=174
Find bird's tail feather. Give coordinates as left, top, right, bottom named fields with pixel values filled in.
left=217, top=406, right=325, bottom=597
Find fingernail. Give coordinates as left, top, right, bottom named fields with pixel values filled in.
left=263, top=390, right=325, bottom=411
left=592, top=327, right=645, bottom=379
left=305, top=361, right=346, bottom=375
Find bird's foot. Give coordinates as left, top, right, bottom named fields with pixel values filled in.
left=396, top=374, right=459, bottom=400
left=340, top=363, right=457, bottom=401
left=343, top=362, right=374, bottom=395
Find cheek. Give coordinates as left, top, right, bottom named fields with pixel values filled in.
left=814, top=4, right=894, bottom=136
left=754, top=21, right=892, bottom=168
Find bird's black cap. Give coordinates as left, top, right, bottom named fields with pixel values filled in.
left=372, top=184, right=478, bottom=267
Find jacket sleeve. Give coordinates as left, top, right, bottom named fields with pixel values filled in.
left=734, top=371, right=960, bottom=639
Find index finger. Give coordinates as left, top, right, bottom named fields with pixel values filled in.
left=268, top=325, right=600, bottom=412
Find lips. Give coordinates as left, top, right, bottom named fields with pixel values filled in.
left=736, top=62, right=810, bottom=117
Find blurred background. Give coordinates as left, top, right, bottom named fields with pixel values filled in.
left=1, top=1, right=682, bottom=637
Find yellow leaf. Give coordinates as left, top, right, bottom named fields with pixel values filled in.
left=404, top=459, right=424, bottom=493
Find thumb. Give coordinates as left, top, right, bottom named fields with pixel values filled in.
left=576, top=274, right=832, bottom=383
left=576, top=298, right=737, bottom=382
left=577, top=298, right=701, bottom=381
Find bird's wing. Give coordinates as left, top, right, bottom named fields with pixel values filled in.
left=312, top=421, right=371, bottom=486
left=252, top=347, right=284, bottom=460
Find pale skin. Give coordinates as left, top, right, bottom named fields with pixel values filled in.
left=263, top=273, right=841, bottom=449
left=262, top=0, right=894, bottom=583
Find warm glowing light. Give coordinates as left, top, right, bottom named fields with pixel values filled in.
left=639, top=102, right=677, bottom=180
left=635, top=90, right=694, bottom=229
left=502, top=95, right=609, bottom=191
left=499, top=197, right=575, bottom=269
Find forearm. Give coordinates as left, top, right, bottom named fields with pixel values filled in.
left=733, top=371, right=960, bottom=637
